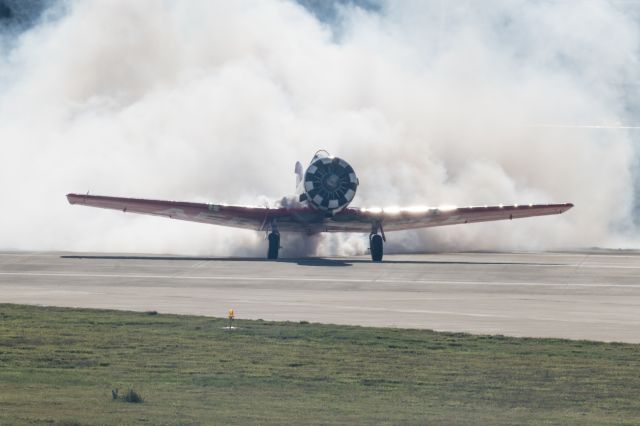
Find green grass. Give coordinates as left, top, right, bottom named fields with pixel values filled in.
left=0, top=304, right=639, bottom=425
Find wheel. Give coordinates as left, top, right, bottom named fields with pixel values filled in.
left=370, top=234, right=383, bottom=262
left=267, top=233, right=280, bottom=260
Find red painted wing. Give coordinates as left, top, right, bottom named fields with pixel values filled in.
left=67, top=194, right=290, bottom=231
left=328, top=203, right=574, bottom=232
left=67, top=194, right=573, bottom=234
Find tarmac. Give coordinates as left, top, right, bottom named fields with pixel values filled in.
left=0, top=250, right=639, bottom=343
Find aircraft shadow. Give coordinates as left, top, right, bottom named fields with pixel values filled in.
left=60, top=255, right=556, bottom=268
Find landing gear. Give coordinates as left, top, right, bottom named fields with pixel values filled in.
left=266, top=220, right=280, bottom=260
left=370, top=234, right=383, bottom=262
left=267, top=232, right=280, bottom=260
left=370, top=221, right=385, bottom=262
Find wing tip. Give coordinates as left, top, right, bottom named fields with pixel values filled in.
left=66, top=193, right=87, bottom=205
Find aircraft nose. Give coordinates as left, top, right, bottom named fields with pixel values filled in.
left=325, top=174, right=339, bottom=189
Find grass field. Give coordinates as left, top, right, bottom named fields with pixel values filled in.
left=1, top=304, right=639, bottom=425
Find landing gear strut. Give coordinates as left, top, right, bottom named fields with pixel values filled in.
left=370, top=222, right=385, bottom=262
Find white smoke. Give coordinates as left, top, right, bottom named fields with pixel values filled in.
left=0, top=0, right=638, bottom=256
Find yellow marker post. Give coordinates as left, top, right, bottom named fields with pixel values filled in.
left=228, top=308, right=235, bottom=329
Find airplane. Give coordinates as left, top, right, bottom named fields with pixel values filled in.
left=67, top=150, right=573, bottom=262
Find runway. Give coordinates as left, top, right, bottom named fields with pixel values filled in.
left=1, top=250, right=639, bottom=343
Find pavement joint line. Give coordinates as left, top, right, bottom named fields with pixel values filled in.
left=0, top=271, right=639, bottom=289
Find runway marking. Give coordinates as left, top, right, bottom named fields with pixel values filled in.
left=1, top=271, right=639, bottom=289
left=229, top=300, right=640, bottom=325
left=4, top=258, right=640, bottom=270
left=229, top=300, right=510, bottom=318
left=1, top=252, right=639, bottom=260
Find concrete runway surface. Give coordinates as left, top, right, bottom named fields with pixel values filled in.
left=0, top=250, right=639, bottom=343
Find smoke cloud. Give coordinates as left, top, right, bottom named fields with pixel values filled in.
left=0, top=0, right=638, bottom=256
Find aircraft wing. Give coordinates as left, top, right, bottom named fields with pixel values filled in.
left=327, top=203, right=574, bottom=232
left=67, top=194, right=573, bottom=234
left=66, top=193, right=280, bottom=231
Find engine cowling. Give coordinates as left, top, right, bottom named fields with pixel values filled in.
left=303, top=154, right=358, bottom=213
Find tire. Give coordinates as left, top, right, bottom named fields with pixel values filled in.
left=370, top=234, right=383, bottom=262
left=267, top=233, right=280, bottom=260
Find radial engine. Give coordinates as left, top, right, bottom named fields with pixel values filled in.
left=301, top=150, right=359, bottom=214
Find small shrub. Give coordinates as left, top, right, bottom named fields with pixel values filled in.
left=123, top=389, right=143, bottom=403
left=145, top=311, right=158, bottom=316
